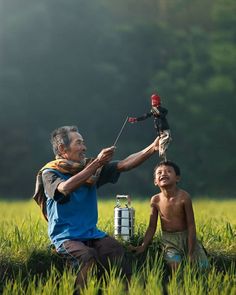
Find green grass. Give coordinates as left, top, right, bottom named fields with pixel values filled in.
left=0, top=199, right=235, bottom=294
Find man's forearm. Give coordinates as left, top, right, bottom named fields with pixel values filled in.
left=58, top=158, right=102, bottom=195
left=117, top=142, right=157, bottom=172
left=58, top=146, right=115, bottom=195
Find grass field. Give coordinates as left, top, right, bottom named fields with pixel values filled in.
left=0, top=199, right=235, bottom=294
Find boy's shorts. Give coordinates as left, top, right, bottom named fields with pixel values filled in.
left=161, top=231, right=209, bottom=268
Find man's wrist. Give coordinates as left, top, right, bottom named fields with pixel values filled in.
left=93, top=157, right=103, bottom=168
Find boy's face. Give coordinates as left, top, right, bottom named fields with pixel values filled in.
left=154, top=165, right=180, bottom=188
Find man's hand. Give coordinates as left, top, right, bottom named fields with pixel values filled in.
left=153, top=137, right=160, bottom=151
left=128, top=244, right=146, bottom=254
left=97, top=146, right=115, bottom=165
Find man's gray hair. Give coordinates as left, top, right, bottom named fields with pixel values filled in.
left=50, top=125, right=79, bottom=156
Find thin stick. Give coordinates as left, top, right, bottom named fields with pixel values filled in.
left=113, top=116, right=129, bottom=146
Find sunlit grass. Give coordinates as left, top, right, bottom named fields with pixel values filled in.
left=0, top=199, right=235, bottom=294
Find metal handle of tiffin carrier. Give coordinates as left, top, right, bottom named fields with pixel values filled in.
left=114, top=195, right=135, bottom=241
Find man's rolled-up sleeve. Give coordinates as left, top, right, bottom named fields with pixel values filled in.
left=96, top=161, right=121, bottom=188
left=42, top=170, right=68, bottom=203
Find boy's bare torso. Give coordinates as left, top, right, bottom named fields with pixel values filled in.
left=151, top=189, right=189, bottom=232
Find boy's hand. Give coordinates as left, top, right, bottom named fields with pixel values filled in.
left=189, top=253, right=194, bottom=264
left=128, top=244, right=146, bottom=254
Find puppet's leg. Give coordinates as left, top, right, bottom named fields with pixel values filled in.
left=159, top=130, right=172, bottom=160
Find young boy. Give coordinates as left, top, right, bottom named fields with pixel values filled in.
left=130, top=161, right=208, bottom=271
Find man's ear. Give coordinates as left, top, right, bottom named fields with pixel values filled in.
left=58, top=144, right=66, bottom=155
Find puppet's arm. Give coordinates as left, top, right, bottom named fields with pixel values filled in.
left=128, top=112, right=152, bottom=123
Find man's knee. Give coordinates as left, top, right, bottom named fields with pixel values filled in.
left=98, top=236, right=125, bottom=258
left=59, top=240, right=99, bottom=268
left=95, top=236, right=132, bottom=276
left=79, top=247, right=98, bottom=265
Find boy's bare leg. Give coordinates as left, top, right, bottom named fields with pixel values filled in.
left=168, top=262, right=179, bottom=273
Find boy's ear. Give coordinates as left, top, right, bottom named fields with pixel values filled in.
left=154, top=177, right=158, bottom=186
left=176, top=175, right=181, bottom=183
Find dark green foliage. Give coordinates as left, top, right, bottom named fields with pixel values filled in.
left=0, top=0, right=235, bottom=198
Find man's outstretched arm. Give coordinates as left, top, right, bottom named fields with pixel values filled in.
left=117, top=137, right=159, bottom=172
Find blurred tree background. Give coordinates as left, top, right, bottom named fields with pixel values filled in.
left=0, top=0, right=235, bottom=199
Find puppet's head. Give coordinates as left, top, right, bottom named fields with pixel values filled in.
left=151, top=93, right=161, bottom=107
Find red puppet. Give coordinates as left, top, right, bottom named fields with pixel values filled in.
left=128, top=93, right=171, bottom=161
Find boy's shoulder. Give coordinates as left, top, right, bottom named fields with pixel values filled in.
left=179, top=188, right=190, bottom=196
left=177, top=188, right=191, bottom=202
left=150, top=193, right=161, bottom=204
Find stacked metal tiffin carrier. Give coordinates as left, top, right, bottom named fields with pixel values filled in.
left=114, top=195, right=135, bottom=241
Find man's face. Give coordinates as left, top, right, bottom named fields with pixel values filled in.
left=154, top=165, right=180, bottom=188
left=64, top=132, right=87, bottom=164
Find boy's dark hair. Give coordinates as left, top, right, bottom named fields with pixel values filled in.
left=154, top=160, right=181, bottom=176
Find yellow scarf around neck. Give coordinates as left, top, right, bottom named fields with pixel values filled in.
left=33, top=157, right=102, bottom=221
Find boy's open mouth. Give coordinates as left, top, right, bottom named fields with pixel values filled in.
left=160, top=176, right=169, bottom=181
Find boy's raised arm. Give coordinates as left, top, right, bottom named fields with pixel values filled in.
left=129, top=202, right=158, bottom=254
